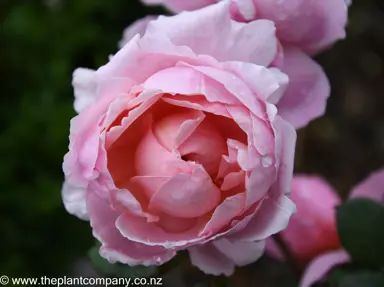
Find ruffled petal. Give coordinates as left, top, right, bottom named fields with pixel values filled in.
left=72, top=68, right=98, bottom=113
left=144, top=65, right=242, bottom=106
left=115, top=212, right=207, bottom=248
left=87, top=190, right=175, bottom=266
left=145, top=1, right=278, bottom=66
left=61, top=181, right=89, bottom=220
left=247, top=0, right=349, bottom=54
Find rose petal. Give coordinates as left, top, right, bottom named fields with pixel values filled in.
left=229, top=194, right=296, bottom=241
left=105, top=89, right=162, bottom=148
left=61, top=181, right=89, bottom=220
left=181, top=63, right=269, bottom=117
left=349, top=169, right=384, bottom=202
left=149, top=165, right=222, bottom=218
left=134, top=120, right=194, bottom=177
left=99, top=34, right=193, bottom=85
left=221, top=171, right=245, bottom=191
left=200, top=193, right=245, bottom=236
left=299, top=250, right=350, bottom=287
left=116, top=212, right=207, bottom=248
left=151, top=108, right=206, bottom=151
left=271, top=116, right=297, bottom=196
left=247, top=0, right=349, bottom=54
left=222, top=61, right=288, bottom=104
left=213, top=238, right=265, bottom=266
left=188, top=243, right=235, bottom=276
left=146, top=1, right=278, bottom=66
left=277, top=46, right=330, bottom=129
left=130, top=176, right=170, bottom=200
left=72, top=68, right=98, bottom=113
left=145, top=65, right=243, bottom=107
left=87, top=190, right=175, bottom=266
left=245, top=164, right=275, bottom=208
left=119, top=16, right=157, bottom=49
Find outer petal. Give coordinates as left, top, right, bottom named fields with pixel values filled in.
left=246, top=0, right=349, bottom=54
left=115, top=212, right=207, bottom=249
left=349, top=169, right=384, bottom=202
left=87, top=190, right=176, bottom=266
left=229, top=194, right=296, bottom=241
left=142, top=0, right=349, bottom=54
left=277, top=46, right=330, bottom=129
left=299, top=250, right=350, bottom=287
left=119, top=16, right=157, bottom=49
left=213, top=238, right=265, bottom=266
left=271, top=115, right=297, bottom=196
left=188, top=239, right=265, bottom=276
left=62, top=181, right=88, bottom=220
left=188, top=243, right=235, bottom=276
left=72, top=68, right=98, bottom=114
left=100, top=32, right=198, bottom=85
left=145, top=1, right=278, bottom=66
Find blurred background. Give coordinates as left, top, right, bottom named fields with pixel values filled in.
left=1, top=0, right=384, bottom=282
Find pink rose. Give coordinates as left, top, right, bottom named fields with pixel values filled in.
left=266, top=176, right=341, bottom=265
left=298, top=170, right=384, bottom=287
left=62, top=1, right=302, bottom=276
left=142, top=0, right=350, bottom=54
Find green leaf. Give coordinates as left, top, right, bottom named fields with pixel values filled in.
left=337, top=271, right=384, bottom=287
left=328, top=268, right=351, bottom=287
left=88, top=243, right=158, bottom=278
left=336, top=198, right=384, bottom=268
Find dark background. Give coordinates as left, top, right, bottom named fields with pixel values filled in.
left=1, top=0, right=383, bottom=280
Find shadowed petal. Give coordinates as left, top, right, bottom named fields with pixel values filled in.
left=300, top=250, right=350, bottom=287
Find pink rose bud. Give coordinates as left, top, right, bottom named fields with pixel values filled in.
left=266, top=175, right=341, bottom=264
left=299, top=169, right=384, bottom=287
left=141, top=0, right=350, bottom=54
left=61, top=1, right=310, bottom=276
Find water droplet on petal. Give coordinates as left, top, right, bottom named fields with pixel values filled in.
left=261, top=155, right=273, bottom=167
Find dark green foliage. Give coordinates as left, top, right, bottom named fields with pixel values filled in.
left=329, top=268, right=384, bottom=287
left=336, top=199, right=384, bottom=268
